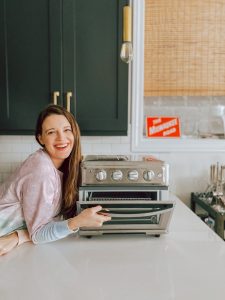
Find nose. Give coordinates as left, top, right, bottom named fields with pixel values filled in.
left=56, top=130, right=66, bottom=140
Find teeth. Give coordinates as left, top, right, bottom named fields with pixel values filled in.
left=55, top=144, right=67, bottom=148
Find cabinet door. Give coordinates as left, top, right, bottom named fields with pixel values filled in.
left=65, top=0, right=128, bottom=136
left=0, top=0, right=128, bottom=136
left=0, top=0, right=62, bottom=134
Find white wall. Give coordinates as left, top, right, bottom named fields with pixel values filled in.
left=1, top=130, right=224, bottom=207
left=157, top=151, right=225, bottom=205
left=0, top=133, right=131, bottom=182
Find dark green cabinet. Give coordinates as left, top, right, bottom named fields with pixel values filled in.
left=0, top=0, right=61, bottom=134
left=0, top=0, right=128, bottom=135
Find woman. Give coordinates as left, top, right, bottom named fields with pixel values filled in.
left=0, top=105, right=111, bottom=256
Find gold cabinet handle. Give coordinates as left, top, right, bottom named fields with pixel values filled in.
left=52, top=91, right=60, bottom=105
left=66, top=92, right=72, bottom=112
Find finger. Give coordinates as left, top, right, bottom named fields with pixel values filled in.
left=100, top=215, right=111, bottom=222
left=97, top=208, right=110, bottom=216
left=143, top=156, right=156, bottom=161
left=98, top=212, right=110, bottom=216
left=98, top=208, right=110, bottom=214
left=0, top=248, right=7, bottom=255
left=91, top=205, right=102, bottom=213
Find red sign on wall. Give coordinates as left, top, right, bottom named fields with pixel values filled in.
left=146, top=117, right=181, bottom=138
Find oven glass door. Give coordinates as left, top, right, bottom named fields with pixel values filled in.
left=78, top=190, right=174, bottom=231
left=79, top=201, right=174, bottom=228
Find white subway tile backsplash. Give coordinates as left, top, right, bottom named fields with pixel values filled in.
left=0, top=135, right=22, bottom=142
left=0, top=135, right=130, bottom=157
left=21, top=136, right=35, bottom=142
left=0, top=152, right=22, bottom=163
left=92, top=143, right=112, bottom=154
left=11, top=143, right=32, bottom=153
left=144, top=96, right=161, bottom=106
left=211, top=96, right=225, bottom=104
left=121, top=135, right=130, bottom=143
left=0, top=134, right=131, bottom=189
left=0, top=163, right=11, bottom=172
left=81, top=136, right=102, bottom=144
left=160, top=96, right=185, bottom=106
left=0, top=133, right=131, bottom=170
left=1, top=126, right=224, bottom=207
left=81, top=143, right=93, bottom=154
left=0, top=144, right=12, bottom=153
left=111, top=143, right=131, bottom=154
left=100, top=136, right=122, bottom=143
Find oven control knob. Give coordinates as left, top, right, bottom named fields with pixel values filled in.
left=112, top=170, right=123, bottom=181
left=128, top=170, right=139, bottom=181
left=144, top=170, right=155, bottom=181
left=96, top=170, right=107, bottom=181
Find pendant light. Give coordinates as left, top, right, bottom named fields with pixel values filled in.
left=120, top=2, right=133, bottom=63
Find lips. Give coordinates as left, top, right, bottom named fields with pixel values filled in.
left=54, top=143, right=69, bottom=150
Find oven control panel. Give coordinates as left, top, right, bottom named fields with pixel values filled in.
left=81, top=161, right=169, bottom=186
left=95, top=169, right=162, bottom=183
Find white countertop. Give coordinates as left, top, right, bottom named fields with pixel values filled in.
left=1, top=194, right=225, bottom=300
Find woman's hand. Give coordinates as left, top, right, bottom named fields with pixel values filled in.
left=68, top=205, right=111, bottom=231
left=143, top=155, right=161, bottom=161
left=0, top=232, right=19, bottom=256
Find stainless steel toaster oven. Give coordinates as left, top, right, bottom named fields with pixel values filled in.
left=77, top=155, right=175, bottom=236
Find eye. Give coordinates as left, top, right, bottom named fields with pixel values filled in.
left=47, top=131, right=55, bottom=135
left=65, top=128, right=72, bottom=132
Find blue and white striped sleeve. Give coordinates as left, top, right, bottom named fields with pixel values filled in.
left=31, top=220, right=79, bottom=244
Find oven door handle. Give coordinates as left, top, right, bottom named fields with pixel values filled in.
left=108, top=207, right=173, bottom=218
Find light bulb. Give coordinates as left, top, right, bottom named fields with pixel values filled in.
left=120, top=42, right=133, bottom=63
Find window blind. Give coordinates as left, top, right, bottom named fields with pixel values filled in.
left=144, top=0, right=225, bottom=96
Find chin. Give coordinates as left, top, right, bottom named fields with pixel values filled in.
left=59, top=153, right=71, bottom=159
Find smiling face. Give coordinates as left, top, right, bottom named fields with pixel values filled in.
left=38, top=114, right=75, bottom=169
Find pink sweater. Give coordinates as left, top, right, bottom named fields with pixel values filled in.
left=0, top=149, right=67, bottom=243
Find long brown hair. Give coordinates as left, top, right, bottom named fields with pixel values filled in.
left=35, top=104, right=81, bottom=219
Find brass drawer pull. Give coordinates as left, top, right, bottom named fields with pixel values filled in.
left=52, top=91, right=60, bottom=105
left=66, top=92, right=72, bottom=112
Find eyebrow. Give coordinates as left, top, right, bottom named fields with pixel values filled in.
left=45, top=126, right=71, bottom=133
left=45, top=128, right=54, bottom=133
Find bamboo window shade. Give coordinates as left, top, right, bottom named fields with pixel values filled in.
left=144, top=0, right=225, bottom=96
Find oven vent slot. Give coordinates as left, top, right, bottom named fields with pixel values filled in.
left=88, top=191, right=157, bottom=201
left=91, top=197, right=153, bottom=201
